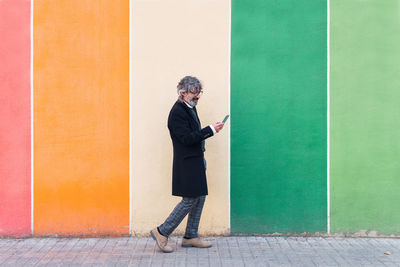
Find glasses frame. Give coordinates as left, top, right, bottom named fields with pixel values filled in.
left=188, top=90, right=203, bottom=96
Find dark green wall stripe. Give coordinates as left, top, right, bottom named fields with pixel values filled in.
left=231, top=0, right=327, bottom=234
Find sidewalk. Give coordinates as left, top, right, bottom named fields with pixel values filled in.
left=1, top=236, right=399, bottom=266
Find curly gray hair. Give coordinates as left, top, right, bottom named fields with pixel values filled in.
left=177, top=76, right=202, bottom=102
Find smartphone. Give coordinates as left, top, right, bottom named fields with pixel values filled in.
left=222, top=115, right=230, bottom=123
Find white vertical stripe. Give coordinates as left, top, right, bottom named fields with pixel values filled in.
left=129, top=0, right=133, bottom=236
left=228, top=0, right=232, bottom=233
left=327, top=0, right=331, bottom=235
left=31, top=0, right=34, bottom=236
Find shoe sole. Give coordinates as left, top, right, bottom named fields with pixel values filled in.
left=150, top=230, right=173, bottom=253
left=181, top=244, right=212, bottom=248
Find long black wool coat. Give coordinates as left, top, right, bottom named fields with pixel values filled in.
left=168, top=101, right=214, bottom=197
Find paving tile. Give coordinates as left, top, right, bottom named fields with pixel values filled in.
left=1, top=236, right=400, bottom=266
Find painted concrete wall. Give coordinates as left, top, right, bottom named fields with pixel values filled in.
left=1, top=0, right=400, bottom=237
left=131, top=0, right=230, bottom=235
left=33, top=0, right=129, bottom=236
left=231, top=0, right=327, bottom=234
left=330, top=0, right=400, bottom=235
left=0, top=0, right=31, bottom=237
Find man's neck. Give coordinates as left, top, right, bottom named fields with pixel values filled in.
left=183, top=100, right=194, bottom=109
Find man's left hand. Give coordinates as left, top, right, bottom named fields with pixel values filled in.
left=213, top=122, right=224, bottom=133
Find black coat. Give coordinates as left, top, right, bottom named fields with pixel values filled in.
left=168, top=101, right=214, bottom=197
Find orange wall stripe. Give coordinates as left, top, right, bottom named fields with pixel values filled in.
left=34, top=0, right=129, bottom=236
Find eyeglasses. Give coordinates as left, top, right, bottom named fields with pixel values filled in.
left=188, top=90, right=203, bottom=96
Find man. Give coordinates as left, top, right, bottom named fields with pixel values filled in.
left=150, top=76, right=224, bottom=253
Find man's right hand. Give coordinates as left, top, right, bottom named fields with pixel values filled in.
left=213, top=122, right=224, bottom=133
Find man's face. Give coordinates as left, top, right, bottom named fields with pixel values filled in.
left=183, top=90, right=202, bottom=107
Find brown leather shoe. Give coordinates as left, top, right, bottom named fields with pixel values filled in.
left=181, top=237, right=212, bottom=248
left=150, top=228, right=173, bottom=253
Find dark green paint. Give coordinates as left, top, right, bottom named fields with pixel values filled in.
left=231, top=0, right=327, bottom=233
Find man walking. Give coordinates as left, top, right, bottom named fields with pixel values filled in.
left=150, top=76, right=225, bottom=253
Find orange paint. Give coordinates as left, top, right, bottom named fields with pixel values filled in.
left=34, top=0, right=129, bottom=236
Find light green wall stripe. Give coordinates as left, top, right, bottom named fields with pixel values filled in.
left=330, top=0, right=400, bottom=235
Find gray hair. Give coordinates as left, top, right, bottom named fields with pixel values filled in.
left=177, top=76, right=202, bottom=101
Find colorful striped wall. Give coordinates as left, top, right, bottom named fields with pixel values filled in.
left=0, top=0, right=399, bottom=237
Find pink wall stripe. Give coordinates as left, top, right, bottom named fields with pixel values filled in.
left=0, top=0, right=31, bottom=237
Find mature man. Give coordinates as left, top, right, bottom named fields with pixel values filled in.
left=150, top=76, right=224, bottom=253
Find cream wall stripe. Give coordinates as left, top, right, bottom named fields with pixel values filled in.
left=131, top=0, right=230, bottom=235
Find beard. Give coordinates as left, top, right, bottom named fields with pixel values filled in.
left=187, top=96, right=199, bottom=107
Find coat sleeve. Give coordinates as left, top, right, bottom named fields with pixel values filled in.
left=168, top=109, right=214, bottom=146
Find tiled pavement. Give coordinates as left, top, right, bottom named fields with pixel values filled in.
left=1, top=236, right=400, bottom=266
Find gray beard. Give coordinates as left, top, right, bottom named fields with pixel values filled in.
left=186, top=97, right=198, bottom=107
